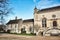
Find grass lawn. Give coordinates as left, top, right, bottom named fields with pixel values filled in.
left=17, top=34, right=35, bottom=36
left=9, top=33, right=36, bottom=36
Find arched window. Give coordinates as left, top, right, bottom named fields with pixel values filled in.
left=42, top=18, right=47, bottom=27
left=53, top=21, right=57, bottom=27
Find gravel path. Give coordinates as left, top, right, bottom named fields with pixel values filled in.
left=0, top=33, right=60, bottom=40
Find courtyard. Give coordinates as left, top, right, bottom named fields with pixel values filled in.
left=0, top=33, right=60, bottom=40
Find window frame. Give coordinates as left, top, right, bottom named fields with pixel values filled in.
left=42, top=18, right=47, bottom=27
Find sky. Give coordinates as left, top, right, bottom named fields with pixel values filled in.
left=7, top=0, right=60, bottom=22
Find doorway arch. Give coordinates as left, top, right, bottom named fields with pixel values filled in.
left=53, top=21, right=57, bottom=27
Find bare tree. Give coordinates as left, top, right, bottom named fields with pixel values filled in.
left=0, top=0, right=12, bottom=31
left=0, top=0, right=12, bottom=24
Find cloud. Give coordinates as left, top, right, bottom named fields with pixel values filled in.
left=33, top=0, right=36, bottom=3
left=33, top=0, right=40, bottom=3
left=37, top=0, right=60, bottom=9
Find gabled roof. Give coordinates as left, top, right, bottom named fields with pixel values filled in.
left=38, top=6, right=60, bottom=13
left=23, top=19, right=34, bottom=23
left=7, top=19, right=22, bottom=24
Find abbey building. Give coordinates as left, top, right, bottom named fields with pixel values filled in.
left=6, top=6, right=60, bottom=36
left=34, top=6, right=60, bottom=36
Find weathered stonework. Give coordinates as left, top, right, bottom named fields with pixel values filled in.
left=34, top=6, right=60, bottom=36
left=6, top=18, right=34, bottom=34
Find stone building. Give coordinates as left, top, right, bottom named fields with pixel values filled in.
left=22, top=19, right=34, bottom=34
left=6, top=6, right=60, bottom=36
left=6, top=17, right=22, bottom=33
left=6, top=17, right=34, bottom=34
left=34, top=6, right=60, bottom=36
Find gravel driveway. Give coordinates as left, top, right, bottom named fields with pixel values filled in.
left=0, top=33, right=60, bottom=40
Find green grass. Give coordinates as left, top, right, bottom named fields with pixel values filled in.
left=17, top=33, right=36, bottom=36
left=9, top=33, right=36, bottom=36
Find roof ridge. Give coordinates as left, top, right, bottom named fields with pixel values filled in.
left=38, top=6, right=60, bottom=13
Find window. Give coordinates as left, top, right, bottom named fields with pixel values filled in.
left=15, top=24, right=16, bottom=28
left=15, top=24, right=18, bottom=28
left=23, top=27, right=25, bottom=31
left=29, top=26, right=32, bottom=32
left=42, top=18, right=47, bottom=27
left=11, top=24, right=12, bottom=28
left=53, top=21, right=57, bottom=27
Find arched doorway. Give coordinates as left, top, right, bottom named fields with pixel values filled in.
left=53, top=21, right=57, bottom=27
left=21, top=27, right=26, bottom=34
left=38, top=32, right=43, bottom=36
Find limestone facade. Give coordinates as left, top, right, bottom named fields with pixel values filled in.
left=22, top=19, right=34, bottom=34
left=6, top=18, right=34, bottom=34
left=6, top=6, right=60, bottom=36
left=34, top=6, right=60, bottom=36
left=6, top=19, right=22, bottom=33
